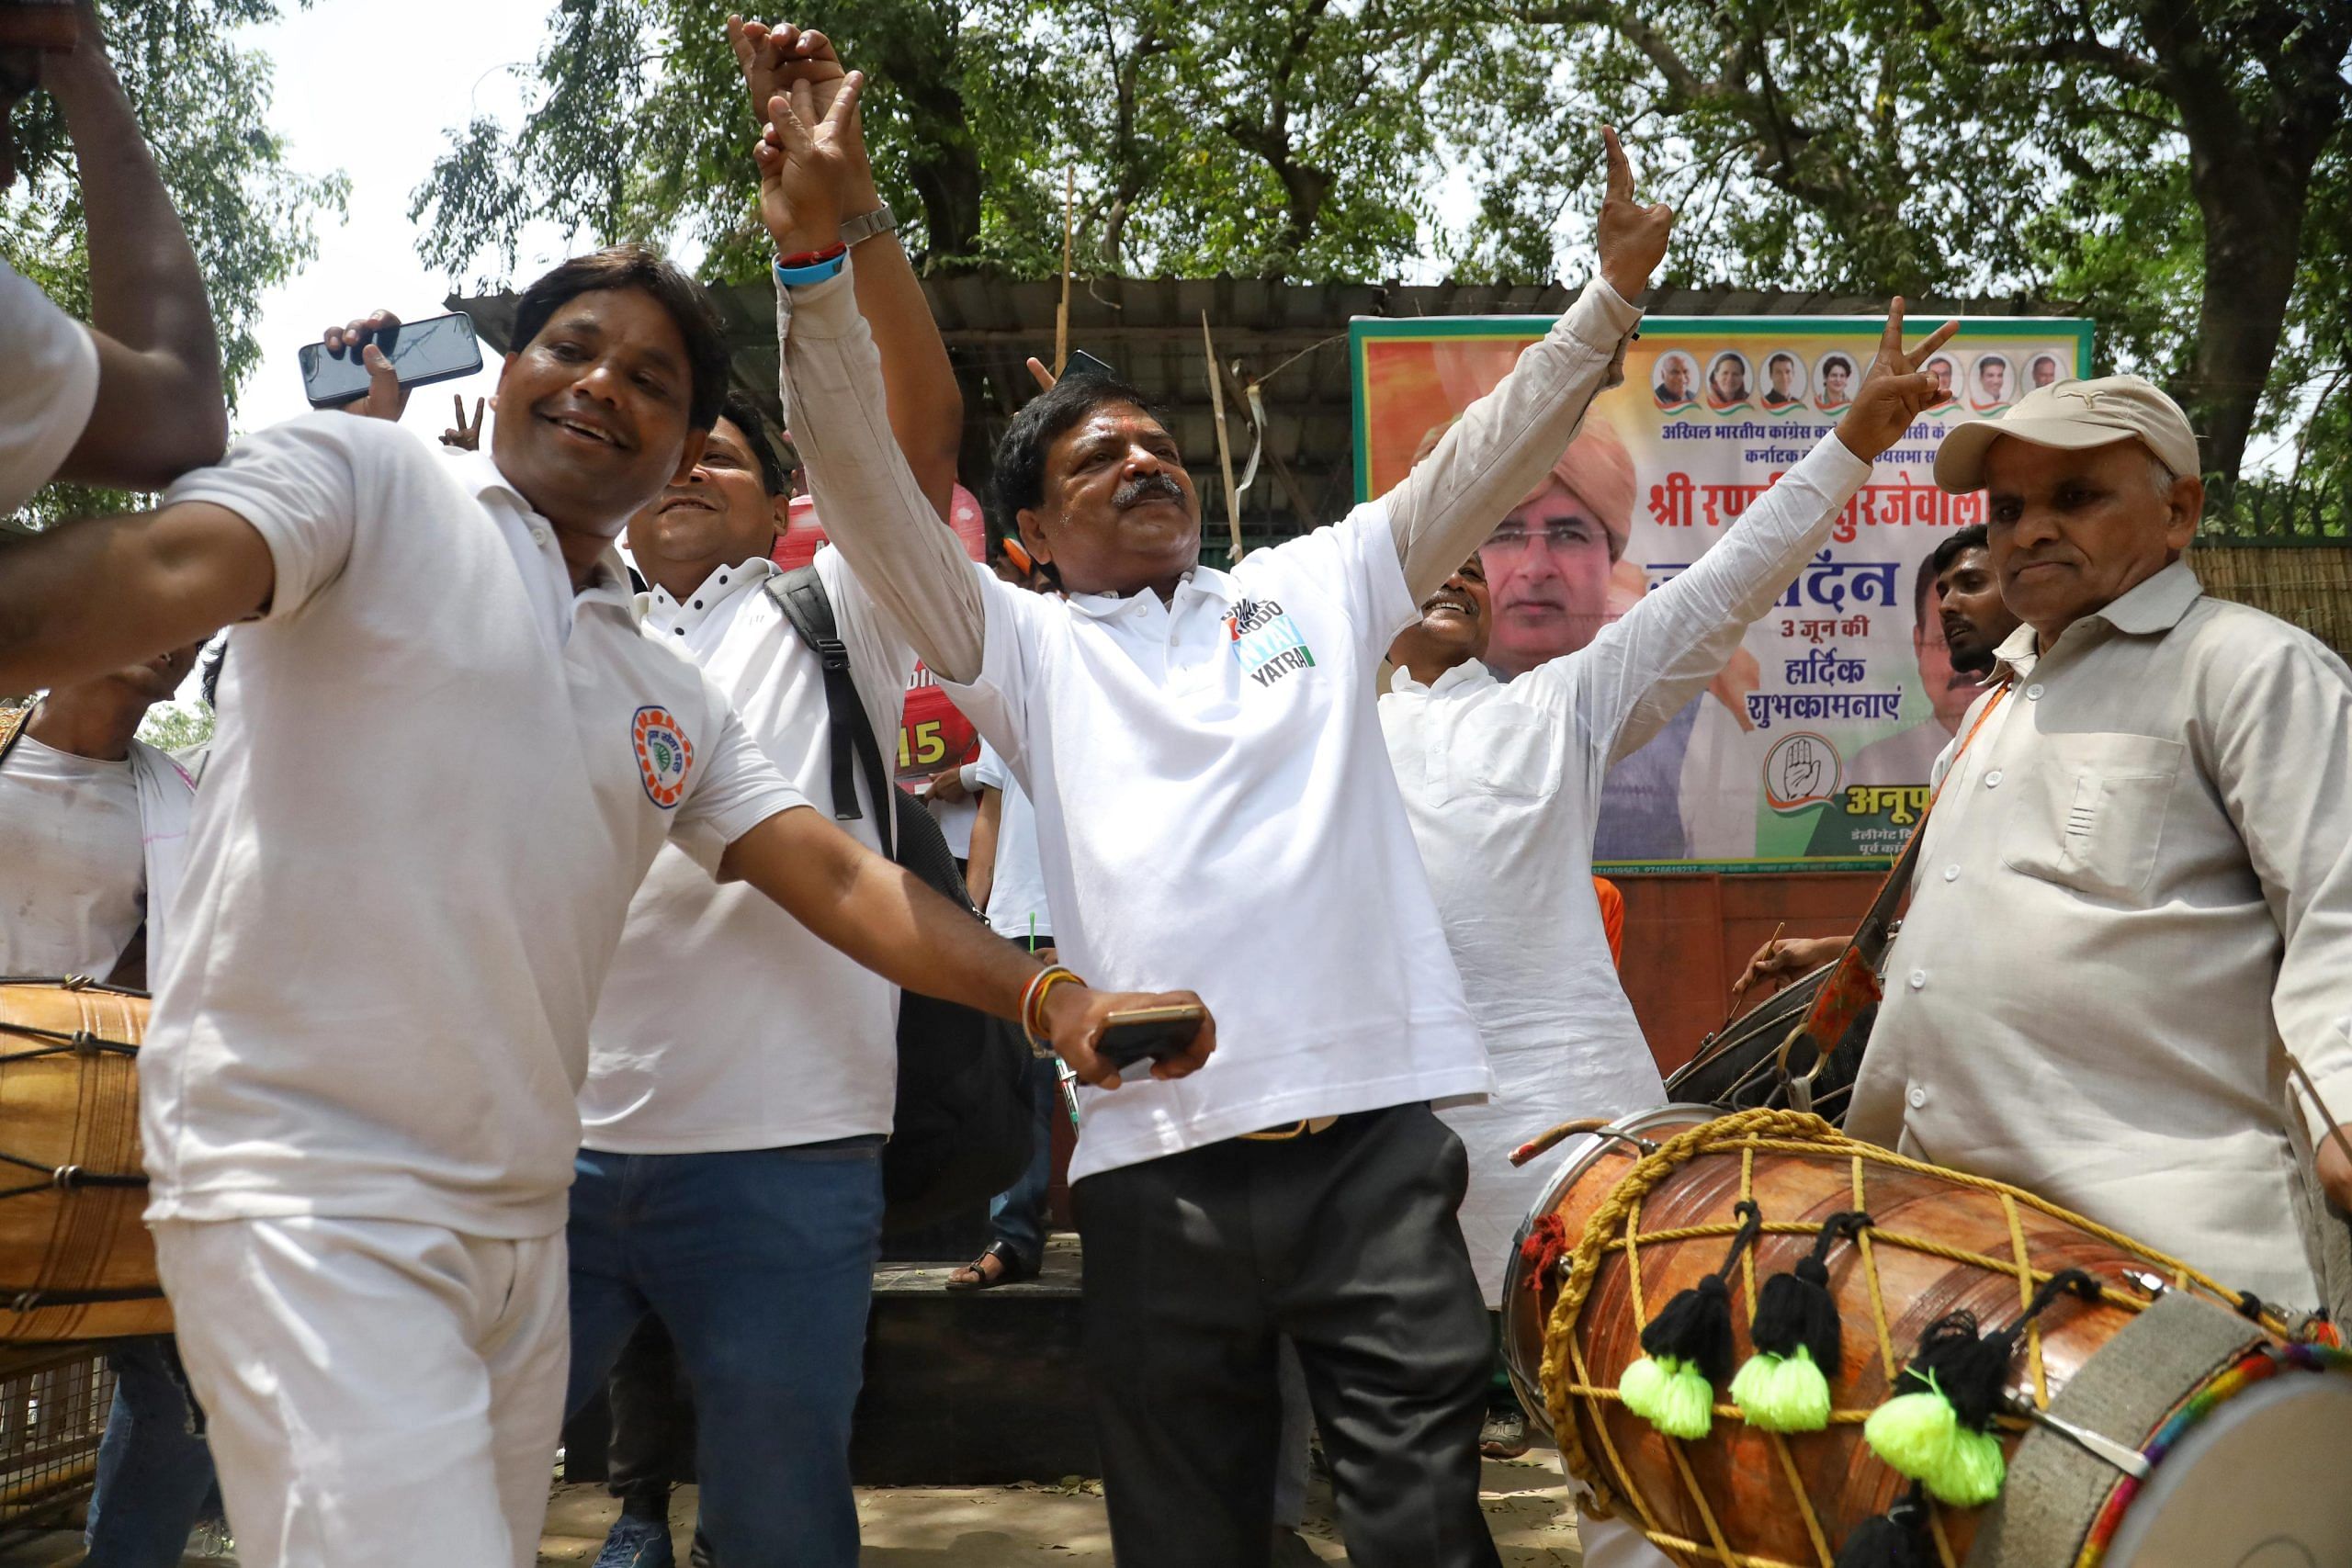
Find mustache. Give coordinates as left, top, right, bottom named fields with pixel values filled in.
left=1113, top=473, right=1186, bottom=510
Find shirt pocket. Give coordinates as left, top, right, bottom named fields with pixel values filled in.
left=1444, top=705, right=1561, bottom=804
left=2000, top=731, right=2183, bottom=903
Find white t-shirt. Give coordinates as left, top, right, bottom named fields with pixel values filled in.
left=0, top=734, right=143, bottom=975
left=948, top=509, right=1489, bottom=1180
left=1, top=259, right=100, bottom=515
left=148, top=416, right=807, bottom=1237
left=971, top=739, right=1053, bottom=944
left=582, top=547, right=913, bottom=1153
left=931, top=793, right=977, bottom=858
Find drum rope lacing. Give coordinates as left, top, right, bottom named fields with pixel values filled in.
left=0, top=981, right=162, bottom=1315
left=1537, top=1108, right=2301, bottom=1568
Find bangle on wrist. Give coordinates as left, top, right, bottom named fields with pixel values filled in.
left=774, top=241, right=849, bottom=288
left=1021, top=964, right=1082, bottom=1056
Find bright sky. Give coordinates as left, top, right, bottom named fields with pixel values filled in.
left=230, top=0, right=577, bottom=442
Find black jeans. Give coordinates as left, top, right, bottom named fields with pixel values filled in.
left=1075, top=1103, right=1500, bottom=1568
left=605, top=1314, right=694, bottom=1513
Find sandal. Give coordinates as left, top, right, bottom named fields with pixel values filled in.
left=945, top=1240, right=1038, bottom=1292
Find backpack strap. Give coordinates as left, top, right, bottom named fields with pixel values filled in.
left=764, top=568, right=896, bottom=862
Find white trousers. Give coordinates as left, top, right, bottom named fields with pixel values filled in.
left=153, top=1216, right=569, bottom=1568
left=1577, top=1500, right=1681, bottom=1568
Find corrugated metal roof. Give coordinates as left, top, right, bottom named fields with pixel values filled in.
left=453, top=272, right=2048, bottom=548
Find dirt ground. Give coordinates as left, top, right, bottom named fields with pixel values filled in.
left=537, top=1450, right=1588, bottom=1565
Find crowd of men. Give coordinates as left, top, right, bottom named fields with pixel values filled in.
left=3, top=7, right=2349, bottom=1568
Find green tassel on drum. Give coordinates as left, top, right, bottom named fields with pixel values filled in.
left=1731, top=1210, right=1871, bottom=1434
left=1861, top=1269, right=2100, bottom=1507
left=1614, top=1201, right=1764, bottom=1441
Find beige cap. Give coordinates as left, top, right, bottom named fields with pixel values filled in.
left=1934, top=373, right=2199, bottom=492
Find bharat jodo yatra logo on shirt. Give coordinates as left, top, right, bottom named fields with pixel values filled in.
left=632, top=705, right=695, bottom=808
left=1227, top=596, right=1317, bottom=688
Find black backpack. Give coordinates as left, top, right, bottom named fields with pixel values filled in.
left=763, top=568, right=1035, bottom=1232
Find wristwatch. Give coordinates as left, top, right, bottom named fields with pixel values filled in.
left=839, top=202, right=899, bottom=248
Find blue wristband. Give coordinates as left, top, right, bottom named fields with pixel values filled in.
left=774, top=253, right=848, bottom=288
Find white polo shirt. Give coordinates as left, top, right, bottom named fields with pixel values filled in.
left=0, top=736, right=143, bottom=975
left=951, top=511, right=1489, bottom=1180
left=582, top=546, right=912, bottom=1153
left=1, top=259, right=99, bottom=514
left=149, top=414, right=806, bottom=1237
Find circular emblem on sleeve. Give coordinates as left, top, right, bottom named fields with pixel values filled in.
left=631, top=705, right=695, bottom=808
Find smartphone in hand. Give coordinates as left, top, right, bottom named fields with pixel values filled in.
left=300, top=312, right=483, bottom=408
left=1094, top=1003, right=1208, bottom=1070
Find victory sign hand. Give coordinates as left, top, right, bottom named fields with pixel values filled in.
left=1596, top=127, right=1673, bottom=300
left=1835, top=299, right=1960, bottom=462
left=753, top=69, right=867, bottom=257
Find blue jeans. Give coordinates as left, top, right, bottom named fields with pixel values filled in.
left=566, top=1139, right=886, bottom=1568
left=85, top=1337, right=218, bottom=1567
left=987, top=1054, right=1060, bottom=1271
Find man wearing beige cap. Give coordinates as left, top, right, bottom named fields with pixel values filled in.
left=1848, top=374, right=2352, bottom=1314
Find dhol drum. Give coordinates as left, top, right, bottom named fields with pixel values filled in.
left=0, top=980, right=169, bottom=1340
left=1666, top=963, right=1872, bottom=1126
left=1500, top=1106, right=2352, bottom=1568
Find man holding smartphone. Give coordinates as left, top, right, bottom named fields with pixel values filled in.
left=758, top=39, right=1668, bottom=1564
left=0, top=232, right=1210, bottom=1568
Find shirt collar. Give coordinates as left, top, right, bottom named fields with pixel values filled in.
left=1387, top=659, right=1494, bottom=697
left=444, top=446, right=528, bottom=507
left=1996, top=558, right=2203, bottom=677
left=1061, top=563, right=1227, bottom=622
left=639, top=556, right=775, bottom=632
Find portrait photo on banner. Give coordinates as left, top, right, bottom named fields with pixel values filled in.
left=1351, top=313, right=2093, bottom=870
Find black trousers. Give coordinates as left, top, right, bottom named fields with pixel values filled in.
left=1074, top=1102, right=1501, bottom=1568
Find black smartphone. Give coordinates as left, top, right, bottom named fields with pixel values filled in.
left=299, top=311, right=483, bottom=409
left=1061, top=348, right=1118, bottom=383
left=1095, top=1003, right=1206, bottom=1069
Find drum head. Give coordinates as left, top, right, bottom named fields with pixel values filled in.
left=2104, top=1370, right=2352, bottom=1567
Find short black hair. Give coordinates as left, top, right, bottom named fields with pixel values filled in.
left=1769, top=352, right=1796, bottom=370
left=714, top=391, right=790, bottom=499
left=1928, top=524, right=1991, bottom=581
left=1822, top=355, right=1852, bottom=376
left=989, top=372, right=1169, bottom=537
left=510, top=244, right=730, bottom=432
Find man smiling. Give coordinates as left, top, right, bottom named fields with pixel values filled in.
left=762, top=51, right=1673, bottom=1557
left=0, top=238, right=1205, bottom=1568
left=1849, top=373, right=2352, bottom=1315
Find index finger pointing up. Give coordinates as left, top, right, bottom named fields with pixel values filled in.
left=1603, top=125, right=1634, bottom=202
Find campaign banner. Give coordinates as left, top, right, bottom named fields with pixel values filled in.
left=1352, top=314, right=2092, bottom=871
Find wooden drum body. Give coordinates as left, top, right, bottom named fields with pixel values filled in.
left=1500, top=1107, right=2352, bottom=1568
left=0, top=982, right=169, bottom=1340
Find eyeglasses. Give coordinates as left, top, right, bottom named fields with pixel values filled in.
left=1482, top=521, right=1601, bottom=558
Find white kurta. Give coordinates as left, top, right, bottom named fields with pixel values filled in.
left=1382, top=434, right=1872, bottom=1304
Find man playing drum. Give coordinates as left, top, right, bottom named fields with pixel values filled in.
left=1377, top=304, right=1957, bottom=1566
left=1848, top=374, right=2352, bottom=1314
left=0, top=239, right=1210, bottom=1568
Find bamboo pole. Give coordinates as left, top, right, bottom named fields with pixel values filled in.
left=1201, top=311, right=1243, bottom=563
left=1054, top=166, right=1075, bottom=376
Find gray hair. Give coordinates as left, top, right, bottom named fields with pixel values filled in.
left=2148, top=456, right=2182, bottom=500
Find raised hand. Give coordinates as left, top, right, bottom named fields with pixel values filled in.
left=728, top=18, right=876, bottom=194
left=1596, top=126, right=1673, bottom=300
left=323, top=309, right=408, bottom=422
left=442, top=394, right=486, bottom=451
left=1834, top=298, right=1960, bottom=461
left=752, top=69, right=867, bottom=257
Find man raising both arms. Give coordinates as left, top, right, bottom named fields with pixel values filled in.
left=759, top=58, right=1668, bottom=1567
left=0, top=223, right=1208, bottom=1568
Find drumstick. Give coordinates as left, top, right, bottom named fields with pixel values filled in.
left=2286, top=1052, right=2352, bottom=1178
left=1722, top=922, right=1784, bottom=1026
